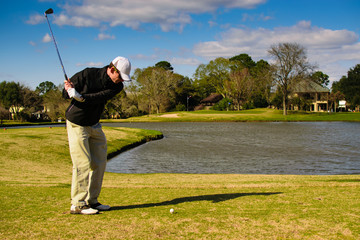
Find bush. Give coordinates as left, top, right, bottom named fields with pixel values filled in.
left=175, top=104, right=186, bottom=111
left=212, top=98, right=232, bottom=111
left=0, top=106, right=9, bottom=124
left=124, top=105, right=141, bottom=118
left=242, top=102, right=255, bottom=110
left=253, top=95, right=269, bottom=108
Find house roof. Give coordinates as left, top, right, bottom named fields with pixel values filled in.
left=293, top=80, right=330, bottom=93
left=200, top=93, right=223, bottom=103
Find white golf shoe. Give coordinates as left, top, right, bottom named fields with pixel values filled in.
left=90, top=202, right=111, bottom=211
left=70, top=205, right=99, bottom=215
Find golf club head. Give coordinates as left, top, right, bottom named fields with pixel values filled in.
left=45, top=8, right=54, bottom=15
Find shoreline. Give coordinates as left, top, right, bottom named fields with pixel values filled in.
left=2, top=109, right=360, bottom=127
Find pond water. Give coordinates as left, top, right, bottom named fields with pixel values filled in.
left=105, top=122, right=360, bottom=175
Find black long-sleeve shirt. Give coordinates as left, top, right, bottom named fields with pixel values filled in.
left=63, top=66, right=123, bottom=126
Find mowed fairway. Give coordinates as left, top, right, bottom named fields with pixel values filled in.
left=1, top=126, right=359, bottom=239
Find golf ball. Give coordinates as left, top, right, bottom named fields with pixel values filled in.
left=170, top=208, right=174, bottom=214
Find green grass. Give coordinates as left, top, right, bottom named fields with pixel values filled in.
left=0, top=120, right=57, bottom=127
left=105, top=108, right=360, bottom=122
left=1, top=127, right=360, bottom=239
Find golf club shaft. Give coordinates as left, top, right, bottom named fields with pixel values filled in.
left=45, top=14, right=68, bottom=81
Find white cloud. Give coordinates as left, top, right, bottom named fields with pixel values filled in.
left=131, top=54, right=158, bottom=61
left=54, top=14, right=100, bottom=27
left=42, top=33, right=52, bottom=43
left=26, top=14, right=44, bottom=25
left=96, top=33, right=115, bottom=40
left=26, top=12, right=99, bottom=27
left=193, top=21, right=360, bottom=83
left=130, top=48, right=202, bottom=71
left=194, top=21, right=358, bottom=58
left=29, top=41, right=36, bottom=46
left=242, top=13, right=272, bottom=22
left=76, top=62, right=103, bottom=67
left=27, top=0, right=266, bottom=31
left=170, top=57, right=202, bottom=66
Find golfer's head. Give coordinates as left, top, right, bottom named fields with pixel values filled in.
left=110, top=56, right=131, bottom=83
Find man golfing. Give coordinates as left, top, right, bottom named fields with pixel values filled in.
left=44, top=8, right=131, bottom=214
left=63, top=56, right=131, bottom=214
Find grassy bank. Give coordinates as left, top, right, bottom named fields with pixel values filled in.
left=104, top=108, right=360, bottom=122
left=1, top=127, right=359, bottom=239
left=0, top=126, right=162, bottom=184
left=0, top=120, right=56, bottom=127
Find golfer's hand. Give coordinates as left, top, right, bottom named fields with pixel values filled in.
left=67, top=88, right=85, bottom=102
left=64, top=79, right=74, bottom=91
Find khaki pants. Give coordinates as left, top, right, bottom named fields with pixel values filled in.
left=66, top=120, right=107, bottom=207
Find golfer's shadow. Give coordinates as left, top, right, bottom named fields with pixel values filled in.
left=111, top=192, right=282, bottom=211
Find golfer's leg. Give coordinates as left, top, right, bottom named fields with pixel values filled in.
left=86, top=123, right=107, bottom=205
left=67, top=120, right=91, bottom=207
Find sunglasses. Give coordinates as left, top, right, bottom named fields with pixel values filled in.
left=112, top=66, right=123, bottom=80
left=113, top=66, right=119, bottom=73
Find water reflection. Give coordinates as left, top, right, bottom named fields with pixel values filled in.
left=105, top=122, right=360, bottom=175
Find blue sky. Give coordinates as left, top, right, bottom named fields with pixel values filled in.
left=1, top=0, right=359, bottom=89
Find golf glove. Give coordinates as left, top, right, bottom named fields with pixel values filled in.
left=67, top=88, right=85, bottom=102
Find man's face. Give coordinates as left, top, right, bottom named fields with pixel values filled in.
left=108, top=66, right=123, bottom=84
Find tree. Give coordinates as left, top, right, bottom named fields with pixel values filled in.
left=42, top=87, right=69, bottom=121
left=36, top=81, right=57, bottom=95
left=270, top=88, right=283, bottom=109
left=0, top=81, right=22, bottom=109
left=226, top=68, right=254, bottom=110
left=155, top=61, right=174, bottom=71
left=229, top=55, right=272, bottom=108
left=135, top=66, right=182, bottom=114
left=328, top=91, right=345, bottom=112
left=252, top=59, right=273, bottom=107
left=174, top=76, right=196, bottom=111
left=268, top=42, right=315, bottom=115
left=194, top=55, right=272, bottom=110
left=193, top=57, right=232, bottom=98
left=0, top=81, right=45, bottom=121
left=0, top=105, right=9, bottom=124
left=330, top=78, right=346, bottom=112
left=311, top=71, right=329, bottom=87
left=338, top=64, right=360, bottom=110
left=331, top=78, right=343, bottom=93
left=0, top=81, right=22, bottom=119
left=230, top=53, right=256, bottom=69
left=20, top=86, right=43, bottom=121
left=104, top=91, right=127, bottom=119
left=192, top=65, right=216, bottom=99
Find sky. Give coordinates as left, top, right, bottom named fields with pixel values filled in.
left=1, top=0, right=360, bottom=90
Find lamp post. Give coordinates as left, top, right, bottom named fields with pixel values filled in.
left=187, top=96, right=192, bottom=111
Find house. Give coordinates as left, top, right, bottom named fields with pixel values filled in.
left=291, top=80, right=330, bottom=112
left=196, top=93, right=223, bottom=110
left=9, top=105, right=24, bottom=120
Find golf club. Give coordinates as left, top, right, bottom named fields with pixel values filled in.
left=44, top=8, right=69, bottom=81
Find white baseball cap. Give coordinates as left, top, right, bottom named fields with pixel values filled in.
left=112, top=56, right=131, bottom=81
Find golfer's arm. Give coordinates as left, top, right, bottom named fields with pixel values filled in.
left=63, top=72, right=82, bottom=99
left=62, top=88, right=70, bottom=99
left=82, top=89, right=121, bottom=102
